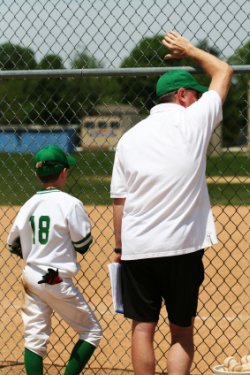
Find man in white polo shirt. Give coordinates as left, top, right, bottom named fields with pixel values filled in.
left=110, top=31, right=232, bottom=375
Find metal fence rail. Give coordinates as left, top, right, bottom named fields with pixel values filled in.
left=0, top=1, right=249, bottom=374
left=0, top=65, right=250, bottom=80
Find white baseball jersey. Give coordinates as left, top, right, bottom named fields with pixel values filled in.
left=7, top=188, right=92, bottom=277
left=111, top=90, right=222, bottom=260
left=7, top=188, right=102, bottom=357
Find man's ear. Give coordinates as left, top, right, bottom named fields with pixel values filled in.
left=176, top=88, right=187, bottom=106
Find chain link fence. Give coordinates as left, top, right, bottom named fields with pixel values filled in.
left=0, top=1, right=249, bottom=374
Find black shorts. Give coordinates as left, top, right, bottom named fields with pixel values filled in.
left=121, top=250, right=204, bottom=327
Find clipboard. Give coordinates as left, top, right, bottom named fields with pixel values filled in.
left=108, top=262, right=124, bottom=314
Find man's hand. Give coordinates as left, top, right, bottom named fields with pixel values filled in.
left=114, top=252, right=122, bottom=264
left=162, top=31, right=193, bottom=59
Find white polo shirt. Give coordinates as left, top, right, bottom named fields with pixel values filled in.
left=110, top=90, right=222, bottom=260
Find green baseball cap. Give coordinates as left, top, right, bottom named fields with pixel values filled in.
left=34, top=145, right=76, bottom=177
left=156, top=70, right=208, bottom=97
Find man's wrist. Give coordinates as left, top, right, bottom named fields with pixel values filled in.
left=114, top=247, right=122, bottom=254
left=185, top=43, right=197, bottom=59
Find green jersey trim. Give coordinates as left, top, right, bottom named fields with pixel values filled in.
left=73, top=233, right=92, bottom=254
left=36, top=189, right=61, bottom=194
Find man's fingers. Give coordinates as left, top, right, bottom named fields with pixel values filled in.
left=164, top=53, right=174, bottom=59
left=162, top=31, right=191, bottom=60
left=164, top=53, right=183, bottom=60
left=165, top=30, right=180, bottom=40
left=164, top=31, right=180, bottom=44
left=162, top=36, right=180, bottom=51
left=162, top=39, right=175, bottom=51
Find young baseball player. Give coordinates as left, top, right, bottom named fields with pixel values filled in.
left=7, top=145, right=102, bottom=375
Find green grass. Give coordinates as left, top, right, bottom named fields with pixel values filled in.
left=206, top=152, right=249, bottom=176
left=206, top=152, right=250, bottom=205
left=73, top=150, right=115, bottom=176
left=68, top=176, right=112, bottom=206
left=0, top=151, right=249, bottom=205
left=208, top=183, right=250, bottom=206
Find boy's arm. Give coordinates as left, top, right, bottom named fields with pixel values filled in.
left=68, top=201, right=93, bottom=255
left=72, top=232, right=92, bottom=255
left=7, top=221, right=23, bottom=258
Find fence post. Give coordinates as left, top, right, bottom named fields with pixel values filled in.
left=248, top=80, right=250, bottom=151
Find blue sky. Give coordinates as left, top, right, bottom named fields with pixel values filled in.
left=0, top=0, right=249, bottom=68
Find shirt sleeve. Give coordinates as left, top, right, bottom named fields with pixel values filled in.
left=186, top=90, right=222, bottom=134
left=182, top=90, right=223, bottom=152
left=68, top=201, right=92, bottom=254
left=110, top=144, right=128, bottom=198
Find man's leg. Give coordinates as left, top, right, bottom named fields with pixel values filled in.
left=167, top=319, right=194, bottom=375
left=131, top=320, right=157, bottom=375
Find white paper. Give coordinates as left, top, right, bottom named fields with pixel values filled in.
left=108, top=262, right=124, bottom=314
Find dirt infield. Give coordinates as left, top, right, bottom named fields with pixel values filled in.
left=0, top=205, right=249, bottom=374
left=206, top=176, right=250, bottom=183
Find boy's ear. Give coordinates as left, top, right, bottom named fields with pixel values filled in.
left=61, top=167, right=68, bottom=176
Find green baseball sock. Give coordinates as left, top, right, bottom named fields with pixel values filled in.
left=24, top=348, right=43, bottom=375
left=64, top=340, right=96, bottom=375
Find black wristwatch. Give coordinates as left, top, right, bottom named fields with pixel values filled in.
left=114, top=247, right=122, bottom=254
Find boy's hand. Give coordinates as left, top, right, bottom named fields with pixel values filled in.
left=38, top=268, right=63, bottom=285
left=8, top=237, right=23, bottom=258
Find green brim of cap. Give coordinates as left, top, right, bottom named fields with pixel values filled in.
left=156, top=70, right=208, bottom=97
left=191, top=83, right=208, bottom=93
left=66, top=154, right=76, bottom=167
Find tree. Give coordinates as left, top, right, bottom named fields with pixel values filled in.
left=0, top=43, right=37, bottom=70
left=193, top=40, right=221, bottom=86
left=72, top=53, right=123, bottom=105
left=68, top=51, right=105, bottom=120
left=228, top=40, right=250, bottom=65
left=38, top=54, right=65, bottom=70
left=224, top=40, right=250, bottom=146
left=0, top=43, right=37, bottom=125
left=71, top=51, right=102, bottom=70
left=120, top=35, right=166, bottom=111
left=28, top=54, right=68, bottom=124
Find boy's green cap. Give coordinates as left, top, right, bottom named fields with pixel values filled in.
left=156, top=70, right=208, bottom=97
left=34, top=145, right=76, bottom=177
